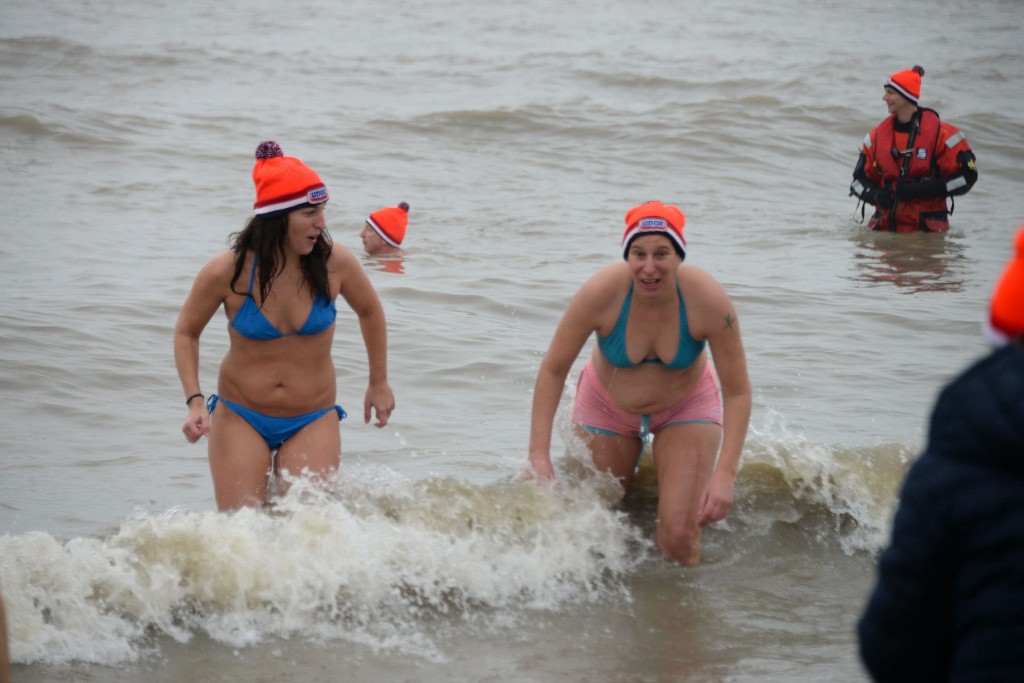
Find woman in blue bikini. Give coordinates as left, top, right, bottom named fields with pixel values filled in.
left=175, top=141, right=395, bottom=510
left=527, top=201, right=751, bottom=565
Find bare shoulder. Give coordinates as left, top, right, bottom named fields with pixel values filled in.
left=677, top=263, right=738, bottom=339
left=326, top=241, right=362, bottom=284
left=328, top=240, right=356, bottom=261
left=195, top=250, right=238, bottom=290
left=562, top=262, right=629, bottom=332
left=576, top=262, right=630, bottom=303
left=327, top=241, right=381, bottom=308
left=678, top=263, right=728, bottom=300
left=178, top=250, right=237, bottom=327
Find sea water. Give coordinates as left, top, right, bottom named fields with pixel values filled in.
left=1, top=0, right=1023, bottom=680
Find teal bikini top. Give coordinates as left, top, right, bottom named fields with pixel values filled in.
left=230, top=259, right=336, bottom=341
left=597, top=281, right=705, bottom=369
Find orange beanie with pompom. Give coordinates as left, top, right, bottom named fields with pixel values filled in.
left=251, top=141, right=328, bottom=216
left=367, top=202, right=410, bottom=247
left=885, top=65, right=925, bottom=105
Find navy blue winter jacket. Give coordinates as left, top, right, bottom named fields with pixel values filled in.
left=858, top=344, right=1024, bottom=682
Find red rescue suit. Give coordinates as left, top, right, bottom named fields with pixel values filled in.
left=851, top=108, right=977, bottom=233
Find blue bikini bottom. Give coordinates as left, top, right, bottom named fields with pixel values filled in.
left=207, top=395, right=347, bottom=449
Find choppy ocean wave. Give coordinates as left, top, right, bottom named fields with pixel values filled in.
left=2, top=426, right=908, bottom=667
left=2, top=471, right=646, bottom=666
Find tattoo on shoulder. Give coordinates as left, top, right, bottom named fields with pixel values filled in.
left=723, top=312, right=736, bottom=329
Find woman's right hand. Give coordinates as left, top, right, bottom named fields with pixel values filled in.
left=364, top=380, right=396, bottom=428
left=526, top=452, right=556, bottom=482
left=182, top=405, right=210, bottom=443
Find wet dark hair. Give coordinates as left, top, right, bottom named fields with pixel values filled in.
left=228, top=209, right=332, bottom=306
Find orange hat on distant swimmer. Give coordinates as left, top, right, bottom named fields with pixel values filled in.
left=622, top=201, right=686, bottom=260
left=985, top=226, right=1024, bottom=347
left=251, top=141, right=328, bottom=216
left=885, top=65, right=925, bottom=105
left=366, top=202, right=410, bottom=247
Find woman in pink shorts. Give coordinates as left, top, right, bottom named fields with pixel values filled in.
left=527, top=201, right=751, bottom=566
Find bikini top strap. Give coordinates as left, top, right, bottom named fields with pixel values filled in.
left=246, top=257, right=257, bottom=295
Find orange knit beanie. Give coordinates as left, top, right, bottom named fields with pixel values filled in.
left=885, top=65, right=925, bottom=105
left=366, top=202, right=410, bottom=247
left=251, top=141, right=328, bottom=216
left=986, top=226, right=1024, bottom=346
left=622, top=201, right=686, bottom=260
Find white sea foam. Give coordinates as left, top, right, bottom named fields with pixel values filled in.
left=1, top=469, right=648, bottom=666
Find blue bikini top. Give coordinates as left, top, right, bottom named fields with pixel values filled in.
left=230, top=259, right=336, bottom=341
left=597, top=281, right=705, bottom=369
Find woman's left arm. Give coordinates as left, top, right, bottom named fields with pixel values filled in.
left=687, top=267, right=752, bottom=525
left=334, top=246, right=395, bottom=427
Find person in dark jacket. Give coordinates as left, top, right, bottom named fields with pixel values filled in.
left=858, top=226, right=1024, bottom=681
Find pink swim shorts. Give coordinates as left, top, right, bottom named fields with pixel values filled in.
left=572, top=358, right=722, bottom=438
